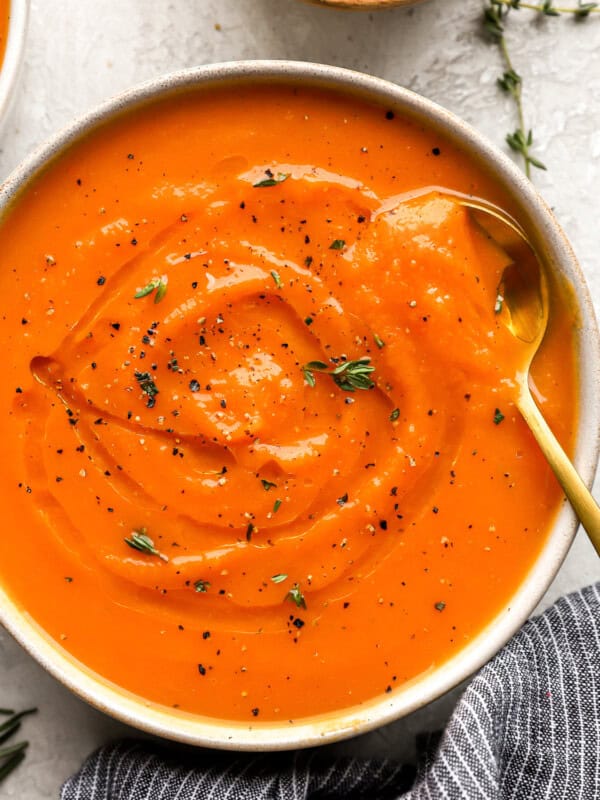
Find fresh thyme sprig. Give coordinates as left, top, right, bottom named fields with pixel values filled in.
left=301, top=357, right=375, bottom=392
left=484, top=1, right=546, bottom=176
left=484, top=0, right=597, bottom=176
left=0, top=707, right=36, bottom=784
left=492, top=0, right=598, bottom=14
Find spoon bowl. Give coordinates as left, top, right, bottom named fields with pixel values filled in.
left=464, top=200, right=548, bottom=347
left=455, top=194, right=600, bottom=551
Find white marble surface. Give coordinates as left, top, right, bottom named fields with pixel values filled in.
left=0, top=0, right=599, bottom=796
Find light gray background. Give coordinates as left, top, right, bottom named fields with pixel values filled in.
left=0, top=1, right=599, bottom=796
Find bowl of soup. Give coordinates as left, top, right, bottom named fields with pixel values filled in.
left=0, top=60, right=597, bottom=749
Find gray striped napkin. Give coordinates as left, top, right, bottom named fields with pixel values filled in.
left=62, top=583, right=600, bottom=799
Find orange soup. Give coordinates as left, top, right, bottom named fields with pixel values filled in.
left=0, top=1, right=9, bottom=70
left=0, top=83, right=577, bottom=722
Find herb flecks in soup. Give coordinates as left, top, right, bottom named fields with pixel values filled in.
left=0, top=85, right=576, bottom=722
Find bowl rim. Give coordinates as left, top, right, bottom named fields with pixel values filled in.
left=0, top=0, right=28, bottom=124
left=0, top=59, right=598, bottom=751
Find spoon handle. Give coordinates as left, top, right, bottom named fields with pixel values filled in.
left=518, top=388, right=600, bottom=555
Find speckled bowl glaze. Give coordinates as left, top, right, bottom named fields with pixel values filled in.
left=0, top=60, right=598, bottom=751
left=0, top=0, right=28, bottom=126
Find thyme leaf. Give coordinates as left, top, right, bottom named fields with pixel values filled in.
left=304, top=360, right=328, bottom=371
left=302, top=368, right=316, bottom=388
left=270, top=270, right=283, bottom=289
left=124, top=528, right=169, bottom=561
left=154, top=279, right=168, bottom=303
left=134, top=277, right=168, bottom=303
left=0, top=707, right=36, bottom=785
left=286, top=583, right=307, bottom=609
left=193, top=579, right=211, bottom=593
left=253, top=172, right=289, bottom=188
left=506, top=128, right=547, bottom=172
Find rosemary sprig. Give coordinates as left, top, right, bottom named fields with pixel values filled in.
left=301, top=357, right=375, bottom=392
left=0, top=707, right=36, bottom=785
left=124, top=528, right=169, bottom=561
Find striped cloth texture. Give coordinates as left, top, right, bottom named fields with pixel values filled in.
left=62, top=583, right=600, bottom=799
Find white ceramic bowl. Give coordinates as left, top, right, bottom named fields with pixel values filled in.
left=0, top=0, right=28, bottom=127
left=0, top=60, right=598, bottom=751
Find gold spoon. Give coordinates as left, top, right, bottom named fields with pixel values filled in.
left=458, top=194, right=600, bottom=554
